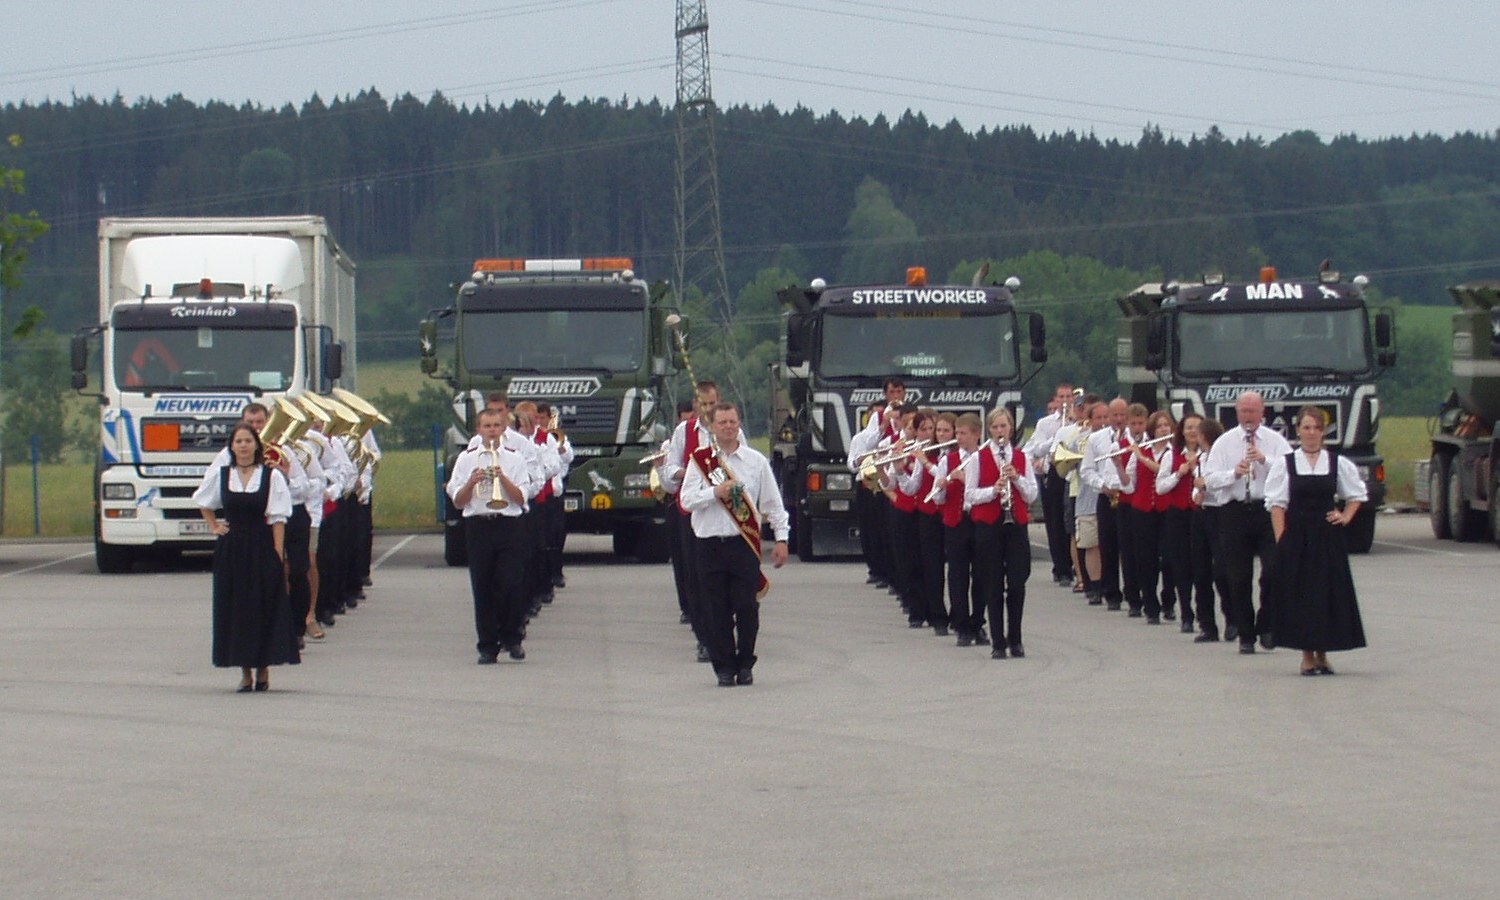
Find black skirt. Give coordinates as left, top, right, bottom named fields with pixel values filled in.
left=211, top=466, right=300, bottom=669
left=1271, top=453, right=1366, bottom=653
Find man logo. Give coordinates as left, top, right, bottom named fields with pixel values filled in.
left=590, top=494, right=612, bottom=510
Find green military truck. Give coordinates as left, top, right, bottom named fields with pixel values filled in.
left=1425, top=281, right=1500, bottom=545
left=420, top=257, right=682, bottom=565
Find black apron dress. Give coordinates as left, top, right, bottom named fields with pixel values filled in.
left=212, top=466, right=301, bottom=669
left=1271, top=452, right=1366, bottom=653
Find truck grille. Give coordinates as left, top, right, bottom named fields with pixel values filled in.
left=551, top=398, right=618, bottom=433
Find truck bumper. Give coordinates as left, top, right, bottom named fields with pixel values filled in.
left=98, top=466, right=214, bottom=547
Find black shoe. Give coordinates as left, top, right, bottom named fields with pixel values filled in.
left=1106, top=601, right=1122, bottom=611
left=334, top=605, right=348, bottom=615
left=355, top=590, right=367, bottom=600
left=697, top=643, right=712, bottom=663
left=1008, top=643, right=1025, bottom=658
left=873, top=580, right=889, bottom=590
left=990, top=646, right=1007, bottom=659
left=1260, top=631, right=1275, bottom=651
left=717, top=672, right=735, bottom=687
left=1301, top=667, right=1321, bottom=676
left=508, top=645, right=526, bottom=661
left=1146, top=615, right=1161, bottom=625
left=552, top=575, right=566, bottom=589
left=362, top=576, right=373, bottom=587
left=736, top=669, right=754, bottom=686
left=317, top=615, right=336, bottom=628
left=1181, top=619, right=1195, bottom=634
left=1239, top=641, right=1256, bottom=655
left=254, top=679, right=270, bottom=692
left=1225, top=625, right=1239, bottom=642
left=237, top=681, right=254, bottom=693
left=679, top=612, right=691, bottom=625
left=886, top=586, right=899, bottom=596
left=542, top=591, right=555, bottom=605
left=1087, top=593, right=1103, bottom=606
left=1128, top=607, right=1143, bottom=618
left=1194, top=632, right=1220, bottom=643
left=1162, top=609, right=1176, bottom=621
left=908, top=619, right=925, bottom=628
left=933, top=624, right=950, bottom=637
left=956, top=633, right=973, bottom=647
left=974, top=627, right=990, bottom=646
left=1316, top=665, right=1336, bottom=675
left=344, top=596, right=358, bottom=609
left=866, top=575, right=880, bottom=585
left=477, top=652, right=498, bottom=665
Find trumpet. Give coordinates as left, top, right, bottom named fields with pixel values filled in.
left=1101, top=434, right=1172, bottom=459
left=482, top=440, right=510, bottom=510
left=548, top=411, right=568, bottom=448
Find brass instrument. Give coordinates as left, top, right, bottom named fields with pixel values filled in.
left=259, top=398, right=309, bottom=468
left=331, top=388, right=392, bottom=475
left=640, top=446, right=671, bottom=465
left=482, top=439, right=510, bottom=510
left=1051, top=443, right=1085, bottom=478
left=547, top=411, right=568, bottom=449
left=859, top=438, right=933, bottom=470
left=645, top=440, right=671, bottom=502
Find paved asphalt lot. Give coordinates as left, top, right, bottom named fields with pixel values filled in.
left=2, top=514, right=1496, bottom=899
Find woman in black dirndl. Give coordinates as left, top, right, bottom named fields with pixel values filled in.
left=194, top=423, right=300, bottom=692
left=1265, top=406, right=1367, bottom=676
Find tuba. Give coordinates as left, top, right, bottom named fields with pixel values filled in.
left=331, top=388, right=391, bottom=474
left=259, top=398, right=309, bottom=468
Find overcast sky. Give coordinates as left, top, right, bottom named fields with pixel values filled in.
left=2, top=1, right=1498, bottom=142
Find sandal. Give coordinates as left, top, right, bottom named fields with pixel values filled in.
left=306, top=621, right=326, bottom=641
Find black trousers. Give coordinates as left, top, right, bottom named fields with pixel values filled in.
left=696, top=535, right=761, bottom=675
left=285, top=504, right=311, bottom=639
left=344, top=499, right=371, bottom=599
left=464, top=514, right=528, bottom=654
left=944, top=518, right=983, bottom=635
left=856, top=487, right=886, bottom=581
left=915, top=512, right=948, bottom=628
left=546, top=492, right=566, bottom=582
left=1095, top=495, right=1122, bottom=605
left=1216, top=500, right=1277, bottom=642
left=524, top=504, right=549, bottom=603
left=1117, top=503, right=1142, bottom=610
left=1190, top=506, right=1230, bottom=635
left=315, top=501, right=347, bottom=621
left=1160, top=507, right=1193, bottom=622
left=976, top=520, right=1030, bottom=647
left=1040, top=471, right=1073, bottom=581
left=892, top=508, right=922, bottom=619
left=1130, top=508, right=1162, bottom=617
left=672, top=507, right=708, bottom=644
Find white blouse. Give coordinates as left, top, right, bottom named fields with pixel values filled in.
left=1263, top=449, right=1369, bottom=510
left=192, top=465, right=293, bottom=524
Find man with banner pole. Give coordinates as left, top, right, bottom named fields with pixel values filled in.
left=679, top=402, right=790, bottom=687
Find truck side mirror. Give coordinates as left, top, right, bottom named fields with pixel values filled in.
left=1028, top=313, right=1047, bottom=364
left=325, top=342, right=344, bottom=381
left=419, top=320, right=439, bottom=374
left=70, top=335, right=88, bottom=375
left=1145, top=317, right=1165, bottom=370
left=786, top=313, right=807, bottom=367
left=1375, top=311, right=1393, bottom=349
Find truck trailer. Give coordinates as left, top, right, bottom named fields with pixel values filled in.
left=1426, top=281, right=1500, bottom=544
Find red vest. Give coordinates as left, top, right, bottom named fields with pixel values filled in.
left=1161, top=445, right=1196, bottom=511
left=891, top=457, right=918, bottom=514
left=939, top=449, right=967, bottom=528
left=532, top=429, right=553, bottom=503
left=1126, top=449, right=1158, bottom=513
left=916, top=455, right=939, bottom=516
left=675, top=417, right=702, bottom=514
left=971, top=445, right=1029, bottom=526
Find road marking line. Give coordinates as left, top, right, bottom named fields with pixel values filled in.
left=1371, top=540, right=1467, bottom=557
left=0, top=551, right=94, bottom=579
left=372, top=534, right=416, bottom=571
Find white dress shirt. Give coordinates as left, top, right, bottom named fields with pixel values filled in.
left=1201, top=424, right=1293, bottom=506
left=467, top=428, right=545, bottom=499
left=679, top=441, right=791, bottom=541
left=447, top=442, right=534, bottom=517
left=1023, top=410, right=1065, bottom=476
left=1264, top=449, right=1368, bottom=509
left=1078, top=427, right=1124, bottom=513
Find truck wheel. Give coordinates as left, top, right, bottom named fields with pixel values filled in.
left=1428, top=454, right=1451, bottom=540
left=1447, top=461, right=1484, bottom=542
left=443, top=520, right=468, bottom=567
left=1345, top=506, right=1375, bottom=554
left=94, top=536, right=135, bottom=574
left=634, top=517, right=671, bottom=563
left=795, top=509, right=816, bottom=562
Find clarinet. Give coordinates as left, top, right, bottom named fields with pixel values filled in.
left=996, top=439, right=1016, bottom=525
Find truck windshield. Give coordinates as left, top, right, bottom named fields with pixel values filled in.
left=113, top=326, right=297, bottom=391
left=461, top=310, right=643, bottom=373
left=1176, top=307, right=1371, bottom=377
left=819, top=312, right=1019, bottom=378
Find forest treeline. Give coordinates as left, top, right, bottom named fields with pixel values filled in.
left=0, top=89, right=1493, bottom=441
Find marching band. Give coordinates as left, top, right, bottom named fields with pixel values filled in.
left=194, top=373, right=1367, bottom=691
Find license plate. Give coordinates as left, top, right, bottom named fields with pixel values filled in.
left=179, top=520, right=211, bottom=535
left=563, top=493, right=583, bottom=512
left=830, top=499, right=850, bottom=512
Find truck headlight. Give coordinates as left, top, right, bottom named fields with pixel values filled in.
left=102, top=484, right=136, bottom=501
left=825, top=473, right=853, bottom=492
left=623, top=473, right=651, bottom=489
